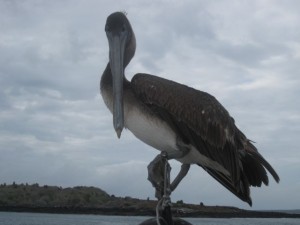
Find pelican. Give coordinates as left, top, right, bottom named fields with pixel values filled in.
left=100, top=12, right=279, bottom=206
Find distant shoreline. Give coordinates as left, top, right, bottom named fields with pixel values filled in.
left=1, top=183, right=299, bottom=218
left=0, top=206, right=299, bottom=218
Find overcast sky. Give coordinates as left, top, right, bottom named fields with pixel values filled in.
left=0, top=0, right=299, bottom=210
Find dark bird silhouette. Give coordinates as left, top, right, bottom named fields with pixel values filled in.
left=100, top=12, right=280, bottom=206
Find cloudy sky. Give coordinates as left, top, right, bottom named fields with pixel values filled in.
left=0, top=0, right=299, bottom=210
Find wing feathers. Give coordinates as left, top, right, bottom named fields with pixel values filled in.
left=132, top=74, right=236, bottom=148
left=131, top=73, right=279, bottom=206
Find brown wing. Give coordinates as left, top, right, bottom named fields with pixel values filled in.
left=131, top=73, right=279, bottom=206
left=132, top=74, right=236, bottom=148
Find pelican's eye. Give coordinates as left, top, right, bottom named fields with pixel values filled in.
left=121, top=24, right=126, bottom=33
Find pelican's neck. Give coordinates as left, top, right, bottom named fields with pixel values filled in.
left=100, top=63, right=130, bottom=92
left=100, top=63, right=113, bottom=90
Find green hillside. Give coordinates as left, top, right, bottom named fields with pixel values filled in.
left=0, top=183, right=111, bottom=207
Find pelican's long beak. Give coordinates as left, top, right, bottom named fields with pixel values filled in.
left=108, top=34, right=126, bottom=138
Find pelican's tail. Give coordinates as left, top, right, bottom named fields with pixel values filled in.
left=242, top=141, right=280, bottom=187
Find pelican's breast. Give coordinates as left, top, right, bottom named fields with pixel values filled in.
left=124, top=101, right=179, bottom=153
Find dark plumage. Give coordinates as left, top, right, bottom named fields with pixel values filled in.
left=131, top=73, right=279, bottom=205
left=101, top=12, right=280, bottom=206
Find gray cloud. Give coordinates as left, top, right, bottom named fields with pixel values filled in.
left=0, top=0, right=299, bottom=210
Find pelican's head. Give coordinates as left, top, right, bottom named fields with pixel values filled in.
left=105, top=12, right=136, bottom=138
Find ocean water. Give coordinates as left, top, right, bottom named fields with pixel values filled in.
left=0, top=212, right=299, bottom=225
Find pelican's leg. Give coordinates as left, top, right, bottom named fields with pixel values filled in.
left=170, top=164, right=190, bottom=192
left=168, top=139, right=191, bottom=191
left=147, top=136, right=191, bottom=199
left=147, top=149, right=190, bottom=199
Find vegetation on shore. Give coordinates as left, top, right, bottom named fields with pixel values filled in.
left=0, top=182, right=111, bottom=208
left=0, top=183, right=299, bottom=218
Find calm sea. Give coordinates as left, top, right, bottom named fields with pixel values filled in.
left=0, top=212, right=299, bottom=225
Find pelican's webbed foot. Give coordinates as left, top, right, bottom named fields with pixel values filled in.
left=147, top=151, right=191, bottom=199
left=147, top=153, right=168, bottom=199
left=147, top=151, right=191, bottom=225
